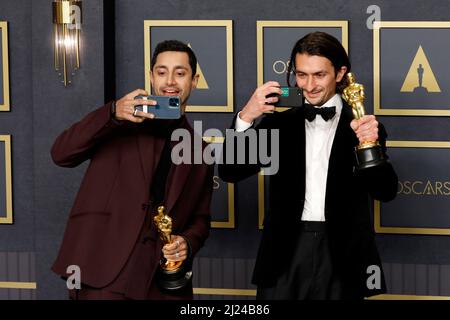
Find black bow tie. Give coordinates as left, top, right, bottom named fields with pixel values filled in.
left=304, top=104, right=336, bottom=122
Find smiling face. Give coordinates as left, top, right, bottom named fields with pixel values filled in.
left=294, top=53, right=347, bottom=106
left=150, top=51, right=199, bottom=112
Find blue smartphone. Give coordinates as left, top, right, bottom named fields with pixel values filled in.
left=134, top=95, right=181, bottom=119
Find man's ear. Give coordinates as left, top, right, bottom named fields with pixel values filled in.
left=336, top=66, right=347, bottom=82
left=191, top=74, right=200, bottom=89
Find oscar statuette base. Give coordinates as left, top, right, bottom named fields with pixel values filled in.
left=355, top=142, right=387, bottom=171
left=156, top=261, right=192, bottom=291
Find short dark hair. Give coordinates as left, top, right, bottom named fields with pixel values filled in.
left=151, top=40, right=197, bottom=78
left=287, top=32, right=351, bottom=93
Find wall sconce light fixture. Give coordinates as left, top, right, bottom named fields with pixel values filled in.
left=53, top=0, right=82, bottom=86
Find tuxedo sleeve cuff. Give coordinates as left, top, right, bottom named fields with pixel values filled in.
left=235, top=112, right=253, bottom=132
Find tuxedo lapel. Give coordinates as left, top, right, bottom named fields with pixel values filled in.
left=325, top=100, right=359, bottom=208
left=328, top=101, right=356, bottom=170
left=329, top=101, right=355, bottom=158
left=279, top=108, right=306, bottom=203
left=294, top=108, right=306, bottom=198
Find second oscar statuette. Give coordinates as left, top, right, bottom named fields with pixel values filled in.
left=342, top=72, right=387, bottom=170
left=153, top=205, right=192, bottom=291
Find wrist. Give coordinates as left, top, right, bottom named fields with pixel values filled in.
left=239, top=110, right=253, bottom=124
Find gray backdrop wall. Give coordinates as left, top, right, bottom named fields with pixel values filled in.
left=0, top=0, right=450, bottom=299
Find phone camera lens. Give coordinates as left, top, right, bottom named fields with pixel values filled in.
left=169, top=98, right=179, bottom=106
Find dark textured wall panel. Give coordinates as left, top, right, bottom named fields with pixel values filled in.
left=0, top=0, right=34, bottom=250
left=32, top=0, right=106, bottom=299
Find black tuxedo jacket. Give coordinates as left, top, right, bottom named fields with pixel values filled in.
left=219, top=101, right=398, bottom=298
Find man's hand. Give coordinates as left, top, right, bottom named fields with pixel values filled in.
left=114, top=89, right=156, bottom=123
left=162, top=235, right=189, bottom=262
left=350, top=115, right=379, bottom=144
left=239, top=81, right=282, bottom=123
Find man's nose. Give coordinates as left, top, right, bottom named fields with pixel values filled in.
left=167, top=73, right=176, bottom=86
left=304, top=77, right=316, bottom=92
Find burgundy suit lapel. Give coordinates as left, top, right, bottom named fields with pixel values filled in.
left=136, top=117, right=194, bottom=213
left=136, top=131, right=165, bottom=186
left=165, top=117, right=193, bottom=213
left=165, top=160, right=191, bottom=213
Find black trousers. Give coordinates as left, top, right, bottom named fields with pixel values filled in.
left=257, top=221, right=343, bottom=300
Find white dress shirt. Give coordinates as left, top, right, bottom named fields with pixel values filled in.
left=301, top=94, right=342, bottom=221
left=235, top=93, right=343, bottom=221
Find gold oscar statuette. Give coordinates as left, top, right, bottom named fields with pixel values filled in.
left=342, top=72, right=387, bottom=170
left=153, top=206, right=192, bottom=291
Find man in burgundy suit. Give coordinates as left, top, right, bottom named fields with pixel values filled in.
left=51, top=40, right=214, bottom=300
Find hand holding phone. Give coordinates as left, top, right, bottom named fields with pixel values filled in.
left=134, top=95, right=181, bottom=119
left=114, top=89, right=155, bottom=123
left=239, top=81, right=282, bottom=123
left=266, top=86, right=303, bottom=108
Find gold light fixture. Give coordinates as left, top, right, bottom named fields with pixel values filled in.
left=53, top=0, right=82, bottom=86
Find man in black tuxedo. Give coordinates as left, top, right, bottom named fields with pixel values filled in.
left=218, top=32, right=398, bottom=299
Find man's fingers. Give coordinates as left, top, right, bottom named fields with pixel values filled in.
left=162, top=236, right=187, bottom=255
left=165, top=249, right=188, bottom=262
left=120, top=110, right=150, bottom=123
left=164, top=246, right=187, bottom=256
left=133, top=99, right=157, bottom=106
left=265, top=86, right=282, bottom=95
left=265, top=96, right=279, bottom=104
left=351, top=116, right=378, bottom=132
left=114, top=92, right=158, bottom=122
left=350, top=119, right=359, bottom=131
left=258, top=85, right=282, bottom=100
left=163, top=242, right=187, bottom=255
left=263, top=81, right=281, bottom=88
left=125, top=115, right=145, bottom=123
left=357, top=125, right=379, bottom=142
left=262, top=105, right=275, bottom=112
left=133, top=110, right=154, bottom=119
left=358, top=121, right=378, bottom=132
left=358, top=115, right=376, bottom=125
left=127, top=88, right=148, bottom=98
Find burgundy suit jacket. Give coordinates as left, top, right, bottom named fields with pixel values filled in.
left=51, top=102, right=214, bottom=288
